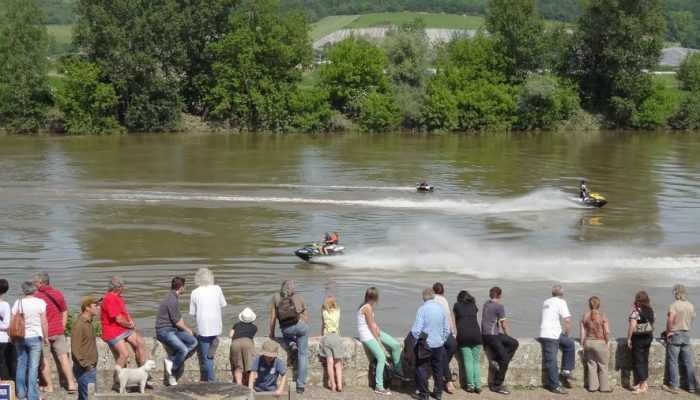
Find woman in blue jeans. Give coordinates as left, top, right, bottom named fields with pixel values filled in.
left=12, top=280, right=49, bottom=400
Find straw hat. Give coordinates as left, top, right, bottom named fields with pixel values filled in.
left=262, top=339, right=279, bottom=357
left=239, top=307, right=256, bottom=323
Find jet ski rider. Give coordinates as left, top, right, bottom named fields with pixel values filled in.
left=579, top=180, right=589, bottom=199
left=321, top=232, right=339, bottom=255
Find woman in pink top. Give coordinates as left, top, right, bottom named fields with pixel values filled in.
left=579, top=296, right=611, bottom=393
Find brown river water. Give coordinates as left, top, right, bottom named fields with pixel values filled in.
left=1, top=131, right=699, bottom=338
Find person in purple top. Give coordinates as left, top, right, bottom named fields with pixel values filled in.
left=410, top=288, right=450, bottom=400
left=481, top=286, right=519, bottom=395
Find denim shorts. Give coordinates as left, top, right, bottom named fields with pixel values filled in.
left=105, top=330, right=133, bottom=346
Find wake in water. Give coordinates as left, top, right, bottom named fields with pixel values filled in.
left=321, top=224, right=700, bottom=285
left=20, top=187, right=581, bottom=215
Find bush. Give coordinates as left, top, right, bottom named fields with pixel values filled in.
left=632, top=85, right=683, bottom=129
left=670, top=92, right=700, bottom=129
left=288, top=88, right=333, bottom=132
left=124, top=78, right=183, bottom=132
left=517, top=74, right=580, bottom=130
left=677, top=53, right=700, bottom=93
left=54, top=56, right=122, bottom=134
left=353, top=91, right=402, bottom=132
left=419, top=82, right=459, bottom=131
left=454, top=80, right=518, bottom=131
left=329, top=112, right=353, bottom=132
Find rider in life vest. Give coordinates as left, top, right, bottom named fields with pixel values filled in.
left=321, top=232, right=339, bottom=255
left=579, top=180, right=589, bottom=199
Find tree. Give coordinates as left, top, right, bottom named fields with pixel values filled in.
left=568, top=0, right=665, bottom=127
left=54, top=56, right=122, bottom=134
left=207, top=0, right=312, bottom=131
left=353, top=91, right=402, bottom=132
left=319, top=37, right=388, bottom=113
left=485, top=0, right=545, bottom=81
left=0, top=0, right=51, bottom=132
left=517, top=74, right=580, bottom=130
left=74, top=0, right=187, bottom=131
left=677, top=53, right=700, bottom=93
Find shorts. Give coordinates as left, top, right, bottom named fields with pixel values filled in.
left=42, top=335, right=69, bottom=356
left=320, top=332, right=344, bottom=359
left=230, top=338, right=255, bottom=373
left=104, top=330, right=133, bottom=346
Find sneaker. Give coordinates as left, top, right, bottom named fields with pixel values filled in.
left=689, top=388, right=696, bottom=393
left=296, top=387, right=305, bottom=394
left=491, top=385, right=510, bottom=395
left=474, top=387, right=482, bottom=394
left=550, top=387, right=568, bottom=395
left=289, top=341, right=299, bottom=359
left=559, top=371, right=577, bottom=381
left=164, top=357, right=173, bottom=376
left=465, top=387, right=474, bottom=393
left=410, top=393, right=428, bottom=400
left=489, top=360, right=501, bottom=372
left=167, top=376, right=177, bottom=386
left=661, top=385, right=679, bottom=394
left=375, top=387, right=392, bottom=395
left=428, top=392, right=441, bottom=400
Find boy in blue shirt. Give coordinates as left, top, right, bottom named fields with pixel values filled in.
left=249, top=339, right=288, bottom=396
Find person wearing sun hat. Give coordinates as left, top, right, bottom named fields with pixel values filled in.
left=248, top=339, right=287, bottom=395
left=228, top=307, right=258, bottom=384
left=71, top=295, right=101, bottom=400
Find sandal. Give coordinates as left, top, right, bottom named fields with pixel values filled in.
left=67, top=388, right=78, bottom=394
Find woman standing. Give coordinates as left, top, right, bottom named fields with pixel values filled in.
left=0, top=279, right=16, bottom=381
left=580, top=296, right=611, bottom=393
left=320, top=296, right=343, bottom=392
left=627, top=291, right=655, bottom=394
left=12, top=280, right=49, bottom=400
left=357, top=287, right=406, bottom=395
left=189, top=268, right=227, bottom=382
left=453, top=290, right=483, bottom=393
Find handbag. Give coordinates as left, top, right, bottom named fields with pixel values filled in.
left=9, top=299, right=25, bottom=341
left=633, top=307, right=653, bottom=335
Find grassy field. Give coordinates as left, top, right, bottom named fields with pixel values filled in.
left=47, top=24, right=72, bottom=46
left=346, top=12, right=485, bottom=30
left=310, top=15, right=360, bottom=42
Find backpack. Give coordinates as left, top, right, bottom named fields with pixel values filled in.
left=369, top=357, right=395, bottom=389
left=276, top=293, right=299, bottom=326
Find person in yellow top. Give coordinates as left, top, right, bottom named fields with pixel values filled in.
left=320, top=296, right=343, bottom=392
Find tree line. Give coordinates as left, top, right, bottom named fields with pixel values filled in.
left=1, top=0, right=700, bottom=134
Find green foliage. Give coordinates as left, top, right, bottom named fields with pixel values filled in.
left=319, top=37, right=388, bottom=113
left=383, top=20, right=432, bottom=88
left=670, top=92, right=700, bottom=129
left=0, top=0, right=51, bottom=133
left=485, top=0, right=545, bottom=81
left=288, top=88, right=334, bottom=132
left=207, top=0, right=312, bottom=131
left=353, top=91, right=402, bottom=132
left=632, top=85, right=683, bottom=129
left=74, top=0, right=186, bottom=131
left=54, top=56, right=122, bottom=134
left=664, top=11, right=695, bottom=43
left=569, top=0, right=665, bottom=127
left=677, top=53, right=700, bottom=93
left=517, top=74, right=580, bottom=130
left=65, top=310, right=102, bottom=337
left=420, top=82, right=459, bottom=131
left=453, top=79, right=518, bottom=131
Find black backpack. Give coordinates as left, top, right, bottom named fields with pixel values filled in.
left=368, top=358, right=395, bottom=389
left=277, top=292, right=299, bottom=326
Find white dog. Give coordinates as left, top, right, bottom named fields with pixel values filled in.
left=116, top=359, right=156, bottom=393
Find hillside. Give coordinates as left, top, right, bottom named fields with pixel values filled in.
left=0, top=0, right=74, bottom=24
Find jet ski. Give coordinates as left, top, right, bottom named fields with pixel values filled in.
left=416, top=182, right=434, bottom=192
left=581, top=192, right=607, bottom=208
left=294, top=242, right=344, bottom=262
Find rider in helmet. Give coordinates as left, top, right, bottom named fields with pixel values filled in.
left=579, top=180, right=589, bottom=199
left=321, top=232, right=339, bottom=255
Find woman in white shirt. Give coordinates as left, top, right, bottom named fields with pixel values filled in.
left=189, top=268, right=227, bottom=381
left=12, top=280, right=48, bottom=400
left=0, top=279, right=16, bottom=380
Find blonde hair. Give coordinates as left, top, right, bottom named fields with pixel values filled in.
left=322, top=295, right=338, bottom=311
left=589, top=296, right=601, bottom=320
left=194, top=268, right=214, bottom=287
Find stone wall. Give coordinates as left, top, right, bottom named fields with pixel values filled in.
left=89, top=336, right=692, bottom=391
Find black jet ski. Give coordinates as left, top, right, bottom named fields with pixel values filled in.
left=416, top=182, right=434, bottom=192
left=581, top=192, right=607, bottom=208
left=294, top=242, right=344, bottom=262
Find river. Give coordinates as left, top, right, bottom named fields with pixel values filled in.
left=1, top=131, right=699, bottom=338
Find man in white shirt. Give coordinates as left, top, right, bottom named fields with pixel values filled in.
left=539, top=285, right=575, bottom=395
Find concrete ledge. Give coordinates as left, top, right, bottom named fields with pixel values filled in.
left=50, top=336, right=695, bottom=391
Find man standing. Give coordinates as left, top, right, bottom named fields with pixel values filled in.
left=156, top=277, right=197, bottom=386
left=432, top=282, right=457, bottom=394
left=410, top=288, right=450, bottom=400
left=189, top=268, right=227, bottom=382
left=268, top=280, right=309, bottom=394
left=539, top=284, right=575, bottom=395
left=101, top=276, right=147, bottom=376
left=661, top=284, right=696, bottom=394
left=481, top=286, right=519, bottom=395
left=72, top=295, right=100, bottom=400
left=33, top=271, right=78, bottom=394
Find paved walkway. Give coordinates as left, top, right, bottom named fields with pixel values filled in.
left=37, top=384, right=698, bottom=400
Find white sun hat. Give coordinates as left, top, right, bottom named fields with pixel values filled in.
left=239, top=307, right=256, bottom=323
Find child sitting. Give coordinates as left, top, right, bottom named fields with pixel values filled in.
left=248, top=339, right=287, bottom=396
